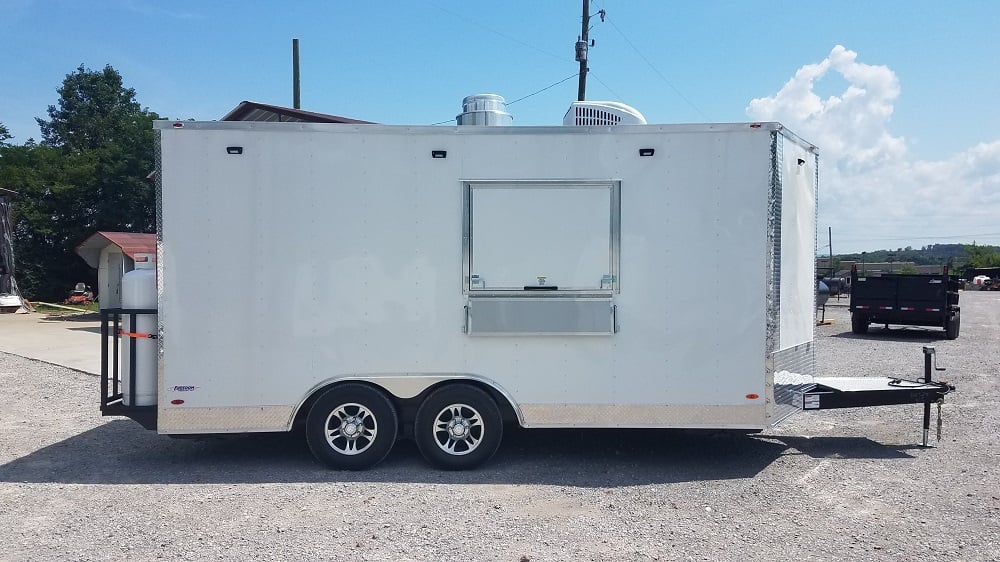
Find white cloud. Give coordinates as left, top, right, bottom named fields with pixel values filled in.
left=747, top=45, right=1000, bottom=252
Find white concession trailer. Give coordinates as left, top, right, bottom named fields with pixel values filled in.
left=101, top=101, right=953, bottom=470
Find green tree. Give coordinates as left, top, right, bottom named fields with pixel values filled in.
left=0, top=142, right=98, bottom=299
left=964, top=244, right=1000, bottom=268
left=37, top=64, right=159, bottom=232
left=38, top=65, right=148, bottom=152
left=1, top=64, right=159, bottom=300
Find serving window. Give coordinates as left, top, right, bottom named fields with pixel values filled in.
left=463, top=181, right=620, bottom=294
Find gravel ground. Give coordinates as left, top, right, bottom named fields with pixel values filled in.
left=1, top=291, right=998, bottom=561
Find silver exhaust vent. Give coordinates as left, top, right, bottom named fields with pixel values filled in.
left=456, top=94, right=513, bottom=126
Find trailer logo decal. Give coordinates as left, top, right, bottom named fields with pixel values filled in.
left=170, top=385, right=198, bottom=392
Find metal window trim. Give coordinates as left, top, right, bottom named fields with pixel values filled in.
left=465, top=295, right=616, bottom=336
left=462, top=179, right=621, bottom=295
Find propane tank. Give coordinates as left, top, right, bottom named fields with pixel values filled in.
left=120, top=254, right=157, bottom=406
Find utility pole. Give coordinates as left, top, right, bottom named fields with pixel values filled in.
left=292, top=38, right=301, bottom=109
left=575, top=0, right=590, bottom=101
left=829, top=226, right=834, bottom=269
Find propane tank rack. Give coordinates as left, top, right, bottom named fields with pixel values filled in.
left=100, top=307, right=158, bottom=430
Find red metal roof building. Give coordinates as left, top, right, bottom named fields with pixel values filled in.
left=75, top=232, right=156, bottom=309
left=221, top=101, right=374, bottom=124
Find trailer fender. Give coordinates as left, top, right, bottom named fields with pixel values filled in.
left=290, top=374, right=525, bottom=430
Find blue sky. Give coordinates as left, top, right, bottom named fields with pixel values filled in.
left=2, top=1, right=998, bottom=252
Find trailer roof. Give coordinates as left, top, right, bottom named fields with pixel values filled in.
left=154, top=119, right=817, bottom=152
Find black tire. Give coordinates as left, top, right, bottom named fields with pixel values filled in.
left=851, top=312, right=869, bottom=334
left=305, top=383, right=398, bottom=470
left=414, top=384, right=503, bottom=470
left=945, top=313, right=960, bottom=340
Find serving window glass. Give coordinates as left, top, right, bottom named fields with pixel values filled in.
left=463, top=181, right=620, bottom=294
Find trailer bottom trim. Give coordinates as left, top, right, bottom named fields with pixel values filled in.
left=518, top=403, right=764, bottom=428
left=158, top=405, right=296, bottom=434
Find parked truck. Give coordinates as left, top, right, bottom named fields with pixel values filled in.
left=850, top=265, right=960, bottom=339
left=100, top=98, right=953, bottom=470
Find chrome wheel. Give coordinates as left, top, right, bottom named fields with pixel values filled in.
left=431, top=403, right=485, bottom=455
left=415, top=384, right=503, bottom=470
left=325, top=402, right=377, bottom=455
left=306, top=384, right=398, bottom=470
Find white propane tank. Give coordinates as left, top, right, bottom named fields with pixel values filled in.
left=120, top=253, right=157, bottom=406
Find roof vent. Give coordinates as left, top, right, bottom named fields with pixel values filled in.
left=456, top=94, right=513, bottom=126
left=563, top=101, right=646, bottom=126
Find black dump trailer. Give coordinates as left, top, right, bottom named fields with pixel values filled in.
left=850, top=265, right=960, bottom=339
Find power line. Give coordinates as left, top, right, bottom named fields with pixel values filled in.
left=507, top=73, right=579, bottom=105
left=429, top=73, right=580, bottom=125
left=593, top=2, right=708, bottom=120
left=422, top=1, right=572, bottom=64
left=588, top=72, right=625, bottom=102
left=836, top=232, right=1000, bottom=242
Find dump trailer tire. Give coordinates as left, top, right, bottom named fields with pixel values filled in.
left=945, top=313, right=960, bottom=340
left=414, top=383, right=503, bottom=470
left=851, top=312, right=869, bottom=334
left=306, top=383, right=399, bottom=470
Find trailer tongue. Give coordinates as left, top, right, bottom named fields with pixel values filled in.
left=799, top=347, right=953, bottom=446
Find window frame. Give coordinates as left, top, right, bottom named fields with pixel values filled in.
left=462, top=179, right=621, bottom=296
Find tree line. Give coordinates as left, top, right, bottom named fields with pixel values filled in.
left=0, top=64, right=158, bottom=301
left=835, top=243, right=1000, bottom=271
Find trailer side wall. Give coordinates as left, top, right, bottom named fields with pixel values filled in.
left=156, top=123, right=809, bottom=433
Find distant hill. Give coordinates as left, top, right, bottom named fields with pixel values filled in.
left=835, top=244, right=999, bottom=267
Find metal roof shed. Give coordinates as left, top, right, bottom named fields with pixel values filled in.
left=221, top=101, right=374, bottom=124
left=75, top=232, right=155, bottom=310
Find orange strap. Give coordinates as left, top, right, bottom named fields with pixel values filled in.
left=119, top=329, right=157, bottom=339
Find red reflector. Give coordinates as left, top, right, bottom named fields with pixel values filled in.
left=170, top=399, right=185, bottom=405
left=750, top=123, right=762, bottom=129
left=746, top=394, right=760, bottom=400
left=172, top=122, right=184, bottom=128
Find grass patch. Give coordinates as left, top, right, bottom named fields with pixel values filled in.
left=33, top=301, right=99, bottom=315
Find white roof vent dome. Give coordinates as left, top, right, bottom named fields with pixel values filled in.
left=563, top=101, right=647, bottom=126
